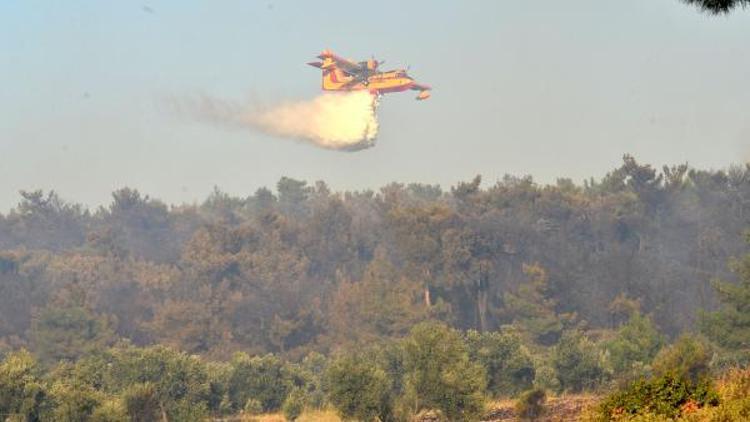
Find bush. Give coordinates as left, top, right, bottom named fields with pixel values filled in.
left=699, top=250, right=750, bottom=350
left=44, top=381, right=103, bottom=421
left=166, top=398, right=208, bottom=422
left=292, top=351, right=328, bottom=410
left=89, top=398, right=128, bottom=422
left=596, top=372, right=719, bottom=420
left=651, top=335, right=712, bottom=383
left=531, top=362, right=560, bottom=392
left=403, top=322, right=487, bottom=422
left=324, top=353, right=392, bottom=422
left=466, top=329, right=535, bottom=396
left=606, top=313, right=663, bottom=377
left=552, top=330, right=606, bottom=392
left=283, top=388, right=304, bottom=421
left=243, top=398, right=263, bottom=415
left=108, top=345, right=211, bottom=419
left=709, top=367, right=750, bottom=421
left=0, top=350, right=47, bottom=422
left=122, top=382, right=161, bottom=422
left=226, top=353, right=292, bottom=413
left=516, top=388, right=546, bottom=421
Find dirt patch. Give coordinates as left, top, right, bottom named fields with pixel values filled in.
left=482, top=395, right=598, bottom=422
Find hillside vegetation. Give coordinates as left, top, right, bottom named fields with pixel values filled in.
left=1, top=155, right=750, bottom=420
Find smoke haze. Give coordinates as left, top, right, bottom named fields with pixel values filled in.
left=172, top=91, right=379, bottom=151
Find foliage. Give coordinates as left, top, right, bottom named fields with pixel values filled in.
left=324, top=353, right=392, bottom=422
left=531, top=362, right=560, bottom=392
left=294, top=352, right=328, bottom=410
left=32, top=305, right=114, bottom=363
left=605, top=312, right=663, bottom=378
left=516, top=387, right=546, bottom=421
left=596, top=372, right=719, bottom=420
left=682, top=0, right=750, bottom=14
left=700, top=246, right=750, bottom=351
left=3, top=159, right=750, bottom=417
left=1, top=159, right=750, bottom=359
left=226, top=353, right=293, bottom=413
left=328, top=255, right=430, bottom=348
left=90, top=345, right=211, bottom=420
left=243, top=398, right=263, bottom=415
left=651, top=335, right=712, bottom=383
left=89, top=397, right=128, bottom=422
left=0, top=350, right=46, bottom=422
left=553, top=330, right=606, bottom=393
left=465, top=329, right=535, bottom=396
left=503, top=264, right=565, bottom=347
left=43, top=378, right=105, bottom=422
left=283, top=388, right=305, bottom=421
left=709, top=367, right=750, bottom=421
left=402, top=322, right=487, bottom=421
left=122, top=382, right=161, bottom=422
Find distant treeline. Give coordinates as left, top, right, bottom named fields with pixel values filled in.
left=1, top=155, right=749, bottom=358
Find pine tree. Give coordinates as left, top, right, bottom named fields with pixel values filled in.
left=700, top=244, right=750, bottom=351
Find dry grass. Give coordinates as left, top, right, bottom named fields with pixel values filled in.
left=240, top=408, right=341, bottom=422
left=486, top=398, right=517, bottom=410
left=296, top=409, right=342, bottom=422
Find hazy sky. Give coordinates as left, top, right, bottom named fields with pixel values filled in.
left=1, top=1, right=749, bottom=211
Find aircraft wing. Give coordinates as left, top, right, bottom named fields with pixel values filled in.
left=318, top=51, right=363, bottom=76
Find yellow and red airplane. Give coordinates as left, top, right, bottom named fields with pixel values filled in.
left=307, top=49, right=432, bottom=100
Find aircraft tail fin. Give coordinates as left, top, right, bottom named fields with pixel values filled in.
left=321, top=67, right=348, bottom=90
left=310, top=50, right=350, bottom=90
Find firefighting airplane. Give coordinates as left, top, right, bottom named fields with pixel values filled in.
left=307, top=50, right=432, bottom=100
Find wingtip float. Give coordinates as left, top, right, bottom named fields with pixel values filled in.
left=308, top=49, right=432, bottom=101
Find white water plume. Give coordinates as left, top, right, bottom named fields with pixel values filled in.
left=173, top=91, right=380, bottom=151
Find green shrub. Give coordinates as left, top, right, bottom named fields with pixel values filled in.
left=0, top=350, right=47, bottom=422
left=709, top=368, right=750, bottom=422
left=324, top=353, right=392, bottom=422
left=292, top=352, right=328, bottom=410
left=652, top=335, right=712, bottom=383
left=226, top=352, right=292, bottom=413
left=31, top=306, right=114, bottom=364
left=243, top=398, right=263, bottom=415
left=283, top=388, right=305, bottom=421
left=606, top=313, right=663, bottom=377
left=516, top=388, right=546, bottom=421
left=596, top=372, right=719, bottom=420
left=531, top=362, right=560, bottom=392
left=44, top=381, right=103, bottom=422
left=89, top=398, right=128, bottom=422
left=206, top=361, right=232, bottom=415
left=700, top=250, right=750, bottom=351
left=552, top=330, right=606, bottom=392
left=107, top=345, right=211, bottom=419
left=466, top=329, right=535, bottom=396
left=403, top=322, right=486, bottom=422
left=122, top=382, right=161, bottom=422
left=166, top=398, right=208, bottom=422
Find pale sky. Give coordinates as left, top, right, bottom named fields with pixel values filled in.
left=1, top=1, right=749, bottom=211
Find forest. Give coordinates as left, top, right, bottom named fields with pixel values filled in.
left=1, top=155, right=750, bottom=421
